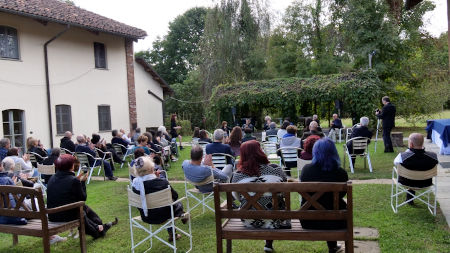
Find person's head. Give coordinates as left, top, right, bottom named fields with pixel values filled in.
left=55, top=154, right=76, bottom=172
left=304, top=118, right=313, bottom=131
left=222, top=121, right=228, bottom=128
left=269, top=122, right=276, bottom=129
left=309, top=121, right=318, bottom=131
left=134, top=148, right=146, bottom=159
left=332, top=114, right=338, bottom=120
left=190, top=145, right=203, bottom=162
left=408, top=133, right=424, bottom=149
left=281, top=120, right=290, bottom=130
left=91, top=133, right=100, bottom=145
left=50, top=148, right=61, bottom=157
left=76, top=135, right=86, bottom=144
left=382, top=96, right=390, bottom=105
left=135, top=128, right=141, bottom=134
left=143, top=132, right=153, bottom=142
left=171, top=114, right=177, bottom=121
left=213, top=129, right=224, bottom=142
left=313, top=115, right=318, bottom=121
left=64, top=131, right=72, bottom=139
left=265, top=116, right=271, bottom=123
left=158, top=126, right=167, bottom=134
left=237, top=140, right=269, bottom=177
left=199, top=130, right=208, bottom=139
left=6, top=148, right=19, bottom=156
left=0, top=138, right=10, bottom=149
left=312, top=138, right=340, bottom=171
left=153, top=154, right=162, bottom=165
left=193, top=127, right=200, bottom=138
left=134, top=156, right=155, bottom=177
left=112, top=129, right=119, bottom=137
left=245, top=118, right=251, bottom=124
left=26, top=137, right=33, bottom=150
left=304, top=135, right=321, bottom=154
left=229, top=126, right=242, bottom=146
left=244, top=127, right=252, bottom=134
left=137, top=135, right=148, bottom=145
left=1, top=157, right=15, bottom=172
left=286, top=125, right=297, bottom=135
left=360, top=117, right=369, bottom=127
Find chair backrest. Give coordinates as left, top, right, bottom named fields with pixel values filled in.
left=186, top=173, right=214, bottom=187
left=112, top=144, right=124, bottom=157
left=60, top=148, right=73, bottom=155
left=396, top=164, right=438, bottom=180
left=28, top=153, right=39, bottom=165
left=346, top=137, right=369, bottom=154
left=74, top=153, right=90, bottom=166
left=297, top=158, right=312, bottom=172
left=211, top=153, right=234, bottom=169
left=278, top=147, right=301, bottom=163
left=198, top=141, right=209, bottom=154
left=266, top=135, right=278, bottom=143
left=0, top=185, right=46, bottom=220
left=127, top=186, right=173, bottom=209
left=262, top=141, right=278, bottom=155
left=37, top=164, right=55, bottom=175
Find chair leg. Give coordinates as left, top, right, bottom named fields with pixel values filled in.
left=42, top=235, right=51, bottom=253
left=79, top=221, right=87, bottom=253
left=217, top=237, right=223, bottom=253
left=226, top=239, right=232, bottom=253
left=345, top=239, right=354, bottom=253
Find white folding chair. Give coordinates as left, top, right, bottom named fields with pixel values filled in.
left=391, top=164, right=438, bottom=216
left=197, top=142, right=209, bottom=155
left=112, top=143, right=134, bottom=168
left=345, top=124, right=360, bottom=143
left=266, top=135, right=278, bottom=143
left=184, top=171, right=215, bottom=214
left=128, top=186, right=192, bottom=253
left=28, top=152, right=44, bottom=169
left=262, top=141, right=279, bottom=165
left=60, top=147, right=74, bottom=155
left=75, top=152, right=103, bottom=184
left=210, top=153, right=235, bottom=171
left=36, top=164, right=55, bottom=193
left=277, top=147, right=302, bottom=180
left=343, top=137, right=372, bottom=173
left=95, top=148, right=113, bottom=176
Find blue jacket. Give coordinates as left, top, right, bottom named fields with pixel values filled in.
left=205, top=142, right=235, bottom=164
left=75, top=144, right=97, bottom=166
left=0, top=148, right=7, bottom=162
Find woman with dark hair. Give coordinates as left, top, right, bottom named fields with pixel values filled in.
left=170, top=114, right=183, bottom=150
left=277, top=120, right=291, bottom=140
left=198, top=130, right=212, bottom=143
left=221, top=121, right=231, bottom=140
left=142, top=132, right=161, bottom=152
left=300, top=138, right=348, bottom=253
left=47, top=154, right=118, bottom=239
left=228, top=126, right=242, bottom=156
left=91, top=133, right=120, bottom=169
left=231, top=140, right=288, bottom=253
left=300, top=135, right=321, bottom=160
left=192, top=127, right=200, bottom=143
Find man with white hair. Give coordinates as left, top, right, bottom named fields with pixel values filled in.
left=206, top=129, right=235, bottom=166
left=0, top=138, right=10, bottom=161
left=263, top=116, right=272, bottom=131
left=328, top=114, right=343, bottom=142
left=265, top=122, right=278, bottom=136
left=394, top=133, right=438, bottom=205
left=347, top=117, right=373, bottom=165
left=60, top=131, right=76, bottom=153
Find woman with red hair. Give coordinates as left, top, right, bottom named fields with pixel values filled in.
left=231, top=140, right=289, bottom=253
left=300, top=135, right=321, bottom=160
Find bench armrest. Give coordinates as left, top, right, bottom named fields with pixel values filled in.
left=46, top=201, right=85, bottom=214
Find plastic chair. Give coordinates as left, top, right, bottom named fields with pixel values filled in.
left=262, top=141, right=279, bottom=164
left=266, top=135, right=278, bottom=143
left=343, top=137, right=372, bottom=173
left=210, top=153, right=235, bottom=170
left=36, top=164, right=55, bottom=193
left=75, top=152, right=103, bottom=184
left=277, top=147, right=302, bottom=179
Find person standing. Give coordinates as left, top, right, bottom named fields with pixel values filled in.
left=376, top=96, right=396, bottom=153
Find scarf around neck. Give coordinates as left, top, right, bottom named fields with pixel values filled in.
left=132, top=174, right=157, bottom=216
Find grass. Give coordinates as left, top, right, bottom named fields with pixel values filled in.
left=1, top=181, right=448, bottom=252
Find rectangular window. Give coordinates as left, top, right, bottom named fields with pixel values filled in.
left=94, top=42, right=107, bottom=68
left=55, top=105, right=72, bottom=134
left=0, top=26, right=19, bottom=59
left=98, top=105, right=111, bottom=131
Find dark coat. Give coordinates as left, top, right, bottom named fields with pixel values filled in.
left=300, top=163, right=348, bottom=230
left=398, top=148, right=438, bottom=188
left=205, top=142, right=235, bottom=164
left=377, top=103, right=396, bottom=129
left=47, top=171, right=86, bottom=222
left=111, top=137, right=129, bottom=154
left=29, top=146, right=47, bottom=163
left=42, top=154, right=59, bottom=165
left=347, top=126, right=373, bottom=152
left=60, top=137, right=76, bottom=152
left=75, top=144, right=97, bottom=166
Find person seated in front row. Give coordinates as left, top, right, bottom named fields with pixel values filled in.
left=198, top=130, right=212, bottom=143
left=6, top=148, right=33, bottom=172
left=182, top=146, right=232, bottom=193
left=60, top=131, right=76, bottom=153
left=300, top=121, right=324, bottom=148
left=347, top=117, right=373, bottom=166
left=111, top=129, right=130, bottom=154
left=300, top=135, right=321, bottom=160
left=265, top=122, right=278, bottom=137
left=300, top=138, right=348, bottom=253
left=393, top=133, right=438, bottom=205
left=0, top=159, right=26, bottom=225
left=28, top=137, right=48, bottom=164
left=0, top=138, right=10, bottom=161
left=133, top=135, right=152, bottom=155
left=327, top=114, right=343, bottom=142
left=75, top=135, right=117, bottom=181
left=47, top=154, right=118, bottom=239
left=279, top=125, right=301, bottom=177
left=132, top=156, right=189, bottom=242
left=231, top=140, right=289, bottom=253
left=206, top=129, right=235, bottom=166
left=242, top=127, right=256, bottom=143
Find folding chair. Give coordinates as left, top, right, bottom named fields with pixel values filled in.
left=128, top=186, right=192, bottom=253
left=345, top=124, right=360, bottom=143
left=266, top=135, right=278, bottom=143
left=95, top=148, right=113, bottom=176
left=28, top=152, right=44, bottom=169
left=297, top=158, right=312, bottom=180
left=112, top=143, right=134, bottom=168
left=60, top=148, right=74, bottom=155
left=211, top=153, right=235, bottom=170
left=343, top=137, right=373, bottom=173
left=391, top=164, right=438, bottom=216
left=75, top=152, right=103, bottom=184
left=170, top=140, right=179, bottom=157
left=277, top=147, right=302, bottom=179
left=262, top=141, right=279, bottom=165
left=184, top=171, right=215, bottom=214
left=197, top=141, right=209, bottom=155
left=36, top=164, right=55, bottom=194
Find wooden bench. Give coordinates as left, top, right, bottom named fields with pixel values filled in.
left=213, top=182, right=353, bottom=253
left=0, top=185, right=86, bottom=252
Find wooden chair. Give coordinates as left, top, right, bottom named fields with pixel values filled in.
left=0, top=185, right=86, bottom=253
left=127, top=186, right=192, bottom=253
left=343, top=137, right=372, bottom=173
left=213, top=182, right=354, bottom=253
left=391, top=164, right=438, bottom=215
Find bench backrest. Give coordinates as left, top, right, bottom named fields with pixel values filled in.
left=0, top=185, right=46, bottom=220
left=214, top=182, right=352, bottom=221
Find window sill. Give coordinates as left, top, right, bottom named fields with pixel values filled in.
left=95, top=67, right=109, bottom=70
left=98, top=130, right=112, bottom=133
left=1, top=57, right=22, bottom=62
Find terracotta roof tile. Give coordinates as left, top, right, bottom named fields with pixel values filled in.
left=0, top=0, right=147, bottom=39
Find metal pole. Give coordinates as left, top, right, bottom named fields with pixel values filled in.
left=374, top=119, right=380, bottom=152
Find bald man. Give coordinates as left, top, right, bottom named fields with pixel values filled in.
left=60, top=131, right=76, bottom=152
left=394, top=133, right=438, bottom=205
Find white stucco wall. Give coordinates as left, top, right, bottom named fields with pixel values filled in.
left=0, top=12, right=131, bottom=148
left=134, top=62, right=164, bottom=130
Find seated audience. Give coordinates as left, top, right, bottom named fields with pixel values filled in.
left=347, top=117, right=373, bottom=165
left=6, top=148, right=33, bottom=171
left=263, top=116, right=272, bottom=131
left=28, top=137, right=48, bottom=163
left=192, top=127, right=200, bottom=143
left=277, top=121, right=290, bottom=140
left=198, top=130, right=212, bottom=143
left=91, top=133, right=122, bottom=166
left=182, top=146, right=232, bottom=193
left=300, top=138, right=348, bottom=253
left=120, top=129, right=132, bottom=144
left=60, top=131, right=76, bottom=153
left=300, top=135, right=321, bottom=160
left=301, top=121, right=325, bottom=147
left=265, top=122, right=278, bottom=137
left=132, top=156, right=188, bottom=241
left=131, top=128, right=141, bottom=143
left=279, top=125, right=301, bottom=176
left=327, top=114, right=343, bottom=142
left=75, top=135, right=117, bottom=181
left=157, top=126, right=172, bottom=146
left=0, top=138, right=10, bottom=162
left=394, top=133, right=438, bottom=205
left=242, top=127, right=256, bottom=143
left=242, top=118, right=254, bottom=133
left=232, top=140, right=289, bottom=252
left=134, top=135, right=151, bottom=155
left=228, top=126, right=242, bottom=156
left=312, top=114, right=321, bottom=126
left=206, top=129, right=235, bottom=166
left=2, top=157, right=35, bottom=187
left=47, top=154, right=118, bottom=239
left=42, top=148, right=61, bottom=184
left=111, top=129, right=130, bottom=154
left=0, top=159, right=27, bottom=225
left=152, top=154, right=167, bottom=179
left=142, top=132, right=161, bottom=152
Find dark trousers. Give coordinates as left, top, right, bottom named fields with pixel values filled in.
left=93, top=160, right=113, bottom=178
left=84, top=206, right=104, bottom=239
left=383, top=127, right=393, bottom=152
left=166, top=202, right=184, bottom=235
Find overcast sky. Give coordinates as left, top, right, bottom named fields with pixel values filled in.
left=73, top=0, right=448, bottom=52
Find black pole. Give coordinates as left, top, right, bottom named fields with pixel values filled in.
left=44, top=25, right=70, bottom=147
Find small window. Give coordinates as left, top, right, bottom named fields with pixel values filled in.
left=98, top=105, right=111, bottom=131
left=94, top=42, right=107, bottom=68
left=55, top=105, right=72, bottom=134
left=0, top=26, right=19, bottom=59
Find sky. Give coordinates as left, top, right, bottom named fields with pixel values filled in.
left=73, top=0, right=448, bottom=52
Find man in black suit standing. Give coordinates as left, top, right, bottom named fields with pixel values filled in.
left=376, top=96, right=396, bottom=152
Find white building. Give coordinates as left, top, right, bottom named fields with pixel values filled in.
left=0, top=0, right=172, bottom=150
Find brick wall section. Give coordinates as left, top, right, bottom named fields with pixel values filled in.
left=125, top=38, right=137, bottom=130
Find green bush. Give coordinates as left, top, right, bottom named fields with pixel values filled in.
left=178, top=120, right=192, bottom=136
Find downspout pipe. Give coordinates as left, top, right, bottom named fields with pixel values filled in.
left=44, top=25, right=70, bottom=147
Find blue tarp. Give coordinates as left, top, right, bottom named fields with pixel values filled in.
left=426, top=119, right=450, bottom=148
